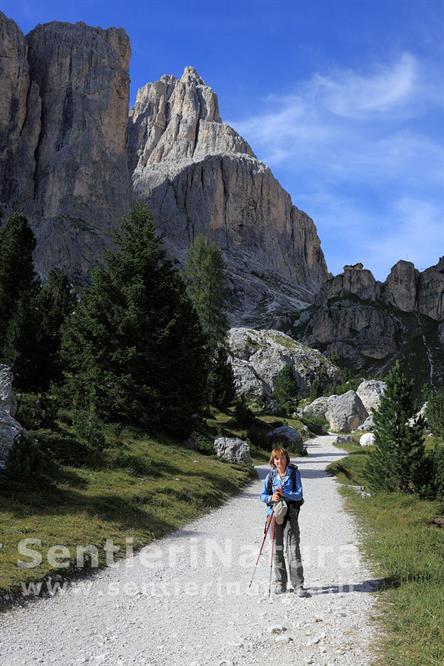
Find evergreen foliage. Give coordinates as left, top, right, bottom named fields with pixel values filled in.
left=0, top=212, right=41, bottom=390
left=183, top=234, right=228, bottom=348
left=425, top=388, right=444, bottom=437
left=365, top=362, right=427, bottom=494
left=232, top=396, right=255, bottom=428
left=207, top=346, right=237, bottom=410
left=183, top=234, right=236, bottom=408
left=272, top=365, right=299, bottom=414
left=35, top=270, right=77, bottom=391
left=62, top=204, right=209, bottom=439
left=5, top=434, right=51, bottom=484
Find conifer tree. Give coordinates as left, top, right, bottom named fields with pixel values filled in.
left=183, top=234, right=236, bottom=409
left=207, top=346, right=237, bottom=410
left=35, top=270, right=77, bottom=391
left=425, top=388, right=444, bottom=438
left=0, top=212, right=41, bottom=389
left=183, top=234, right=228, bottom=349
left=62, top=204, right=208, bottom=439
left=272, top=366, right=299, bottom=415
left=365, top=362, right=426, bottom=493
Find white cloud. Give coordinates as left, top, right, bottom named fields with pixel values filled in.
left=312, top=53, right=418, bottom=118
left=229, top=52, right=444, bottom=277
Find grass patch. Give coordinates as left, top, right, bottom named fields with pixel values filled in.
left=328, top=441, right=369, bottom=485
left=329, top=449, right=444, bottom=665
left=0, top=424, right=253, bottom=607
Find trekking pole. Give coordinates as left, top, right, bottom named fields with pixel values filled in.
left=248, top=511, right=274, bottom=588
left=268, top=514, right=277, bottom=597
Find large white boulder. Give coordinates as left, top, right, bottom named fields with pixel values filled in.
left=299, top=395, right=337, bottom=419
left=228, top=328, right=340, bottom=402
left=0, top=365, right=17, bottom=417
left=325, top=391, right=368, bottom=433
left=356, top=380, right=386, bottom=414
left=360, top=433, right=376, bottom=447
left=213, top=437, right=252, bottom=464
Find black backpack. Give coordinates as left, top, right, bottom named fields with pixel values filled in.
left=267, top=463, right=304, bottom=508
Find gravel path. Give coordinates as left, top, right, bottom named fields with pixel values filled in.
left=0, top=435, right=378, bottom=665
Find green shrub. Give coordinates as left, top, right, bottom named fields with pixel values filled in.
left=36, top=428, right=93, bottom=467
left=5, top=434, right=54, bottom=484
left=74, top=404, right=106, bottom=451
left=231, top=396, right=255, bottom=428
left=420, top=444, right=444, bottom=499
left=193, top=434, right=215, bottom=456
left=15, top=393, right=59, bottom=431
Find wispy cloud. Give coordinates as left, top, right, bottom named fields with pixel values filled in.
left=229, top=53, right=444, bottom=278
left=312, top=52, right=418, bottom=118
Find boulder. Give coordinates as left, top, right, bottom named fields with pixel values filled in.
left=299, top=395, right=336, bottom=419
left=356, top=380, right=386, bottom=413
left=0, top=410, right=30, bottom=469
left=0, top=365, right=17, bottom=416
left=228, top=328, right=340, bottom=401
left=213, top=437, right=252, bottom=464
left=357, top=415, right=375, bottom=431
left=266, top=425, right=302, bottom=446
left=360, top=433, right=376, bottom=447
left=325, top=391, right=368, bottom=433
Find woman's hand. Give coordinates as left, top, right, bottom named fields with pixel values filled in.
left=272, top=487, right=283, bottom=502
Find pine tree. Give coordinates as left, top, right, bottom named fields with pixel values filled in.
left=183, top=234, right=236, bottom=408
left=183, top=234, right=228, bottom=349
left=207, top=346, right=237, bottom=410
left=35, top=270, right=77, bottom=391
left=425, top=388, right=444, bottom=437
left=0, top=212, right=41, bottom=389
left=365, top=362, right=426, bottom=493
left=62, top=204, right=209, bottom=439
left=272, top=365, right=299, bottom=415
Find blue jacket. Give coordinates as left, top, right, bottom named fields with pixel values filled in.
left=260, top=466, right=303, bottom=516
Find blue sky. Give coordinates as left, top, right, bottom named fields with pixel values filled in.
left=3, top=0, right=443, bottom=279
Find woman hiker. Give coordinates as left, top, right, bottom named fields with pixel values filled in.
left=260, top=447, right=310, bottom=597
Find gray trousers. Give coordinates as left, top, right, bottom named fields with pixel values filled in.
left=273, top=504, right=304, bottom=589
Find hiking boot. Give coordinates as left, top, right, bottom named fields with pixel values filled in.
left=294, top=587, right=311, bottom=598
left=274, top=584, right=287, bottom=595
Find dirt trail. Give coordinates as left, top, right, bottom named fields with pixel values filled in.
left=0, top=435, right=378, bottom=665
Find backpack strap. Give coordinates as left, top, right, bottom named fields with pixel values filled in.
left=288, top=463, right=298, bottom=492
left=267, top=469, right=276, bottom=496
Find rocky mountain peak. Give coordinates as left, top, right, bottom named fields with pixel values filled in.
left=384, top=260, right=419, bottom=311
left=127, top=65, right=254, bottom=173
left=180, top=65, right=206, bottom=86
left=316, top=262, right=380, bottom=304
left=127, top=67, right=329, bottom=323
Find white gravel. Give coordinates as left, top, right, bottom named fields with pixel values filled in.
left=0, top=435, right=378, bottom=665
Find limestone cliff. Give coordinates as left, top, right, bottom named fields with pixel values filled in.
left=294, top=260, right=444, bottom=393
left=0, top=13, right=133, bottom=282
left=0, top=12, right=39, bottom=208
left=127, top=67, right=329, bottom=322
